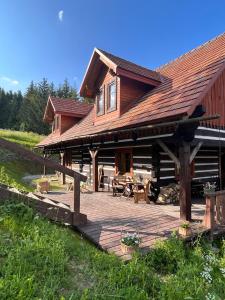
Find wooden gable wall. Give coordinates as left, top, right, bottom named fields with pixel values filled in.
left=120, top=77, right=152, bottom=115
left=202, top=68, right=225, bottom=127
left=94, top=67, right=154, bottom=125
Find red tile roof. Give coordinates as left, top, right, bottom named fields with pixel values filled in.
left=38, top=32, right=225, bottom=147
left=97, top=48, right=162, bottom=82
left=50, top=97, right=93, bottom=116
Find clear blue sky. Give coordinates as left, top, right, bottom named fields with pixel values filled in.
left=0, top=0, right=225, bottom=93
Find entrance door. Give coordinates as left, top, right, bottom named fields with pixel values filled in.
left=115, top=149, right=133, bottom=175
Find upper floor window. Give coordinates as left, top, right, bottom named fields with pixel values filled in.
left=107, top=81, right=116, bottom=111
left=53, top=115, right=59, bottom=132
left=97, top=87, right=104, bottom=115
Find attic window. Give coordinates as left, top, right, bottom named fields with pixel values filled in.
left=107, top=81, right=116, bottom=111
left=97, top=87, right=104, bottom=115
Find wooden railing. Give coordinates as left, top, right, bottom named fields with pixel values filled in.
left=0, top=138, right=87, bottom=225
left=203, top=190, right=225, bottom=230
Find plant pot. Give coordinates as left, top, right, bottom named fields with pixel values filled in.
left=203, top=188, right=215, bottom=195
left=178, top=226, right=192, bottom=237
left=121, top=242, right=138, bottom=254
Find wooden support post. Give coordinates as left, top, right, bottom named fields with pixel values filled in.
left=89, top=149, right=99, bottom=192
left=71, top=175, right=80, bottom=213
left=203, top=193, right=216, bottom=229
left=179, top=142, right=192, bottom=221
left=43, top=153, right=46, bottom=176
left=60, top=152, right=66, bottom=185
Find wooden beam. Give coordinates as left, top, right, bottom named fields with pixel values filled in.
left=0, top=138, right=86, bottom=181
left=89, top=149, right=99, bottom=192
left=190, top=141, right=203, bottom=163
left=179, top=142, right=192, bottom=221
left=60, top=151, right=66, bottom=185
left=43, top=153, right=46, bottom=176
left=72, top=175, right=80, bottom=213
left=157, top=139, right=180, bottom=168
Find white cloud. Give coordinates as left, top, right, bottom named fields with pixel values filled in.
left=58, top=10, right=64, bottom=22
left=0, top=76, right=19, bottom=85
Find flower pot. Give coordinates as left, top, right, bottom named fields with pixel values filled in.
left=178, top=226, right=192, bottom=237
left=203, top=188, right=215, bottom=195
left=121, top=242, right=138, bottom=254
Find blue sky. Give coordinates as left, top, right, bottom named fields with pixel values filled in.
left=0, top=0, right=225, bottom=93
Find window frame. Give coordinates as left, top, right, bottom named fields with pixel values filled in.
left=107, top=80, right=117, bottom=112
left=96, top=86, right=105, bottom=116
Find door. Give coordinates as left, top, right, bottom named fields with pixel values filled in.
left=115, top=149, right=133, bottom=175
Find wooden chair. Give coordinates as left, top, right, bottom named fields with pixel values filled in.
left=112, top=176, right=125, bottom=196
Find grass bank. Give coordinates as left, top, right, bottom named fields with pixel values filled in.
left=0, top=129, right=45, bottom=191
left=1, top=199, right=225, bottom=299
left=0, top=129, right=44, bottom=149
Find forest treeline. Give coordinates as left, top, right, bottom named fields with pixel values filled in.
left=0, top=78, right=93, bottom=135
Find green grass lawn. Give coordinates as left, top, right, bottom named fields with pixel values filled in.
left=0, top=129, right=45, bottom=149
left=1, top=199, right=225, bottom=300
left=0, top=129, right=45, bottom=191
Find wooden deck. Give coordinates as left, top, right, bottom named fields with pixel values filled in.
left=43, top=190, right=206, bottom=260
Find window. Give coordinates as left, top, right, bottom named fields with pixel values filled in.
left=53, top=115, right=59, bottom=132
left=97, top=87, right=104, bottom=115
left=107, top=81, right=116, bottom=111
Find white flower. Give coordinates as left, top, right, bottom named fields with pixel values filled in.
left=205, top=292, right=216, bottom=300
left=220, top=267, right=225, bottom=277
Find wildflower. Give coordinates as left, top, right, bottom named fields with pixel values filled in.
left=205, top=292, right=216, bottom=300
left=220, top=267, right=225, bottom=277
left=200, top=265, right=213, bottom=284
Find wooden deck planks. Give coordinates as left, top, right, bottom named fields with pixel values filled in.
left=44, top=191, right=188, bottom=259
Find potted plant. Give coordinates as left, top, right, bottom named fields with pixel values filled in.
left=178, top=222, right=192, bottom=236
left=121, top=232, right=141, bottom=254
left=203, top=182, right=216, bottom=195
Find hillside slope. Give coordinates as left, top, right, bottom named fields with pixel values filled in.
left=0, top=129, right=45, bottom=191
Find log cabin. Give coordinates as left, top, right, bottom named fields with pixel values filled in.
left=37, top=32, right=225, bottom=221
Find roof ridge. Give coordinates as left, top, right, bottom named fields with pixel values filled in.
left=97, top=48, right=158, bottom=74
left=155, top=31, right=225, bottom=71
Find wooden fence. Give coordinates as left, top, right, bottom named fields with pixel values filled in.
left=203, top=190, right=225, bottom=230
left=0, top=138, right=87, bottom=225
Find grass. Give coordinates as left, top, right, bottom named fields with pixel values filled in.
left=1, top=199, right=225, bottom=299
left=0, top=129, right=44, bottom=149
left=0, top=129, right=45, bottom=191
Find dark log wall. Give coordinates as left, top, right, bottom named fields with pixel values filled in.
left=193, top=147, right=219, bottom=183
left=202, top=68, right=225, bottom=127
left=159, top=151, right=176, bottom=185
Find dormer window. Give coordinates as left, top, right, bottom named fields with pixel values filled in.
left=97, top=87, right=104, bottom=115
left=107, top=81, right=116, bottom=111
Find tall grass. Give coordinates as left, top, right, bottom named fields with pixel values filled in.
left=1, top=199, right=225, bottom=299
left=0, top=129, right=44, bottom=149
left=0, top=129, right=45, bottom=191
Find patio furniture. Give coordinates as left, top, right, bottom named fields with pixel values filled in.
left=37, top=180, right=50, bottom=193
left=146, top=180, right=160, bottom=203
left=133, top=183, right=146, bottom=203
left=99, top=175, right=110, bottom=191
left=112, top=175, right=126, bottom=196
left=67, top=181, right=73, bottom=191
